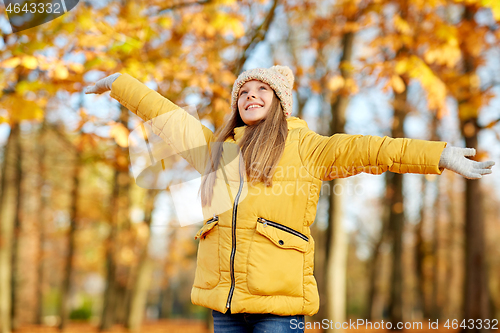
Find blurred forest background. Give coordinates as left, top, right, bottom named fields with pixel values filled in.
left=1, top=0, right=500, bottom=332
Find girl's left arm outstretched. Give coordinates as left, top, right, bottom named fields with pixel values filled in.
left=298, top=129, right=494, bottom=180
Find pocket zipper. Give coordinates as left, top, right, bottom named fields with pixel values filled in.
left=200, top=216, right=219, bottom=239
left=206, top=215, right=219, bottom=224
left=257, top=217, right=309, bottom=242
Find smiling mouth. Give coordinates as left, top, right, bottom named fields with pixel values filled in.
left=246, top=104, right=263, bottom=110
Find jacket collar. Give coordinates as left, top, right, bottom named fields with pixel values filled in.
left=233, top=117, right=308, bottom=142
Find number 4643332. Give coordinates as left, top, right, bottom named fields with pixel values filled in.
left=444, top=319, right=498, bottom=330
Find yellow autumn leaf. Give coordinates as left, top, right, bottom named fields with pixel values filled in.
left=69, top=63, right=84, bottom=73
left=481, top=0, right=500, bottom=20
left=458, top=102, right=478, bottom=121
left=391, top=75, right=406, bottom=94
left=110, top=123, right=130, bottom=147
left=1, top=57, right=21, bottom=68
left=395, top=59, right=408, bottom=75
left=394, top=14, right=411, bottom=34
left=0, top=95, right=44, bottom=122
left=327, top=75, right=345, bottom=92
left=21, top=56, right=38, bottom=69
left=54, top=65, right=69, bottom=80
left=311, top=81, right=322, bottom=94
left=344, top=78, right=359, bottom=95
left=344, top=21, right=359, bottom=33
left=424, top=49, right=437, bottom=64
left=406, top=56, right=447, bottom=112
left=77, top=11, right=93, bottom=29
left=220, top=71, right=236, bottom=85
left=37, top=56, right=52, bottom=70
left=442, top=44, right=461, bottom=68
left=230, top=20, right=245, bottom=38
left=469, top=73, right=480, bottom=91
left=158, top=17, right=173, bottom=29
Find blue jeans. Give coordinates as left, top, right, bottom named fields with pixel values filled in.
left=212, top=309, right=305, bottom=333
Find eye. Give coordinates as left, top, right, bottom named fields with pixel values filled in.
left=240, top=91, right=247, bottom=96
left=260, top=86, right=267, bottom=90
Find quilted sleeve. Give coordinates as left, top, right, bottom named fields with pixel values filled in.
left=110, top=74, right=215, bottom=174
left=298, top=128, right=447, bottom=181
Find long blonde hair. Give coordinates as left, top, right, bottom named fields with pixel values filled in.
left=199, top=93, right=288, bottom=207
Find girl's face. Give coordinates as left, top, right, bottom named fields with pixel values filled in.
left=237, top=80, right=274, bottom=126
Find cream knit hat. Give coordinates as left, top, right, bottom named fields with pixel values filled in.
left=231, top=65, right=294, bottom=118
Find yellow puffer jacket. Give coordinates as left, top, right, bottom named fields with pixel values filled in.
left=110, top=74, right=447, bottom=316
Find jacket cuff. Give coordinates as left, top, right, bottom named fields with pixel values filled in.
left=110, top=73, right=155, bottom=113
left=425, top=141, right=447, bottom=174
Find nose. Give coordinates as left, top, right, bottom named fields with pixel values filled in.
left=247, top=91, right=257, bottom=99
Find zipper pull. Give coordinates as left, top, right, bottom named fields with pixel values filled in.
left=207, top=214, right=217, bottom=224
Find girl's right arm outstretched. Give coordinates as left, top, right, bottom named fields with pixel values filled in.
left=86, top=73, right=215, bottom=174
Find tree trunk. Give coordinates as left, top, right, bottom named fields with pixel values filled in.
left=10, top=122, right=23, bottom=332
left=431, top=178, right=442, bottom=321
left=100, top=169, right=120, bottom=331
left=428, top=114, right=443, bottom=322
left=387, top=70, right=408, bottom=328
left=127, top=258, right=153, bottom=332
left=58, top=153, right=81, bottom=330
left=0, top=123, right=20, bottom=333
left=326, top=182, right=347, bottom=330
left=458, top=6, right=490, bottom=332
left=35, top=121, right=48, bottom=325
left=112, top=106, right=132, bottom=327
left=445, top=172, right=460, bottom=319
left=366, top=199, right=390, bottom=321
left=463, top=128, right=489, bottom=332
left=386, top=0, right=411, bottom=325
left=159, top=225, right=178, bottom=320
left=324, top=29, right=355, bottom=332
left=415, top=112, right=440, bottom=321
left=415, top=178, right=430, bottom=320
left=126, top=188, right=158, bottom=331
left=100, top=105, right=131, bottom=331
left=387, top=171, right=405, bottom=326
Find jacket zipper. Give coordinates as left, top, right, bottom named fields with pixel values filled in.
left=225, top=164, right=244, bottom=310
left=257, top=217, right=309, bottom=242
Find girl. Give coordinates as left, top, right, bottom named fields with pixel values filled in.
left=85, top=65, right=494, bottom=333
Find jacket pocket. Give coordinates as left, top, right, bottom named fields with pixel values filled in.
left=193, top=216, right=220, bottom=289
left=247, top=217, right=309, bottom=297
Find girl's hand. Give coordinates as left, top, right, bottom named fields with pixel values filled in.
left=438, top=147, right=495, bottom=179
left=84, top=73, right=122, bottom=94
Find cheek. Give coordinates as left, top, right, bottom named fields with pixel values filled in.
left=265, top=95, right=274, bottom=111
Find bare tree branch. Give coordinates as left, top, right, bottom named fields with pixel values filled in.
left=478, top=117, right=500, bottom=130
left=157, top=0, right=212, bottom=14
left=231, top=0, right=280, bottom=75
